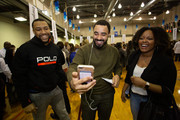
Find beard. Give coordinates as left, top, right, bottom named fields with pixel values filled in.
left=93, top=38, right=108, bottom=49
left=39, top=33, right=51, bottom=43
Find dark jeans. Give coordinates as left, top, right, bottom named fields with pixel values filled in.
left=81, top=92, right=114, bottom=120
left=175, top=54, right=180, bottom=61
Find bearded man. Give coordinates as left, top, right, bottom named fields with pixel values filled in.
left=67, top=20, right=122, bottom=120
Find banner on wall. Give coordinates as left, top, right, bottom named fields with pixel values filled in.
left=125, top=25, right=127, bottom=30
left=114, top=31, right=118, bottom=37
left=65, top=28, right=68, bottom=42
left=72, top=24, right=75, bottom=30
left=113, top=26, right=115, bottom=31
left=51, top=18, right=58, bottom=44
left=54, top=0, right=60, bottom=15
left=111, top=35, right=115, bottom=44
left=136, top=25, right=138, bottom=30
left=89, top=27, right=91, bottom=32
left=148, top=24, right=150, bottom=28
left=29, top=3, right=38, bottom=39
left=122, top=34, right=126, bottom=42
left=173, top=28, right=177, bottom=40
left=64, top=12, right=67, bottom=22
left=175, top=15, right=178, bottom=22
left=78, top=26, right=80, bottom=32
left=69, top=19, right=72, bottom=27
left=162, top=19, right=165, bottom=26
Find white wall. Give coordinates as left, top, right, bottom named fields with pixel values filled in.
left=0, top=16, right=30, bottom=49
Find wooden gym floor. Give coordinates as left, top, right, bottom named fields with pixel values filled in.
left=3, top=61, right=180, bottom=120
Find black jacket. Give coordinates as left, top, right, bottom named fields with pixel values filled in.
left=125, top=50, right=177, bottom=107
left=13, top=36, right=65, bottom=107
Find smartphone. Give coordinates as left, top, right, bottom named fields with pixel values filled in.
left=77, top=65, right=94, bottom=84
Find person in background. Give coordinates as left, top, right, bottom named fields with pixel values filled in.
left=57, top=41, right=68, bottom=72
left=0, top=57, right=12, bottom=120
left=13, top=18, right=70, bottom=120
left=67, top=20, right=121, bottom=120
left=173, top=39, right=180, bottom=62
left=115, top=42, right=127, bottom=68
left=75, top=44, right=80, bottom=52
left=81, top=39, right=89, bottom=46
left=4, top=44, right=18, bottom=105
left=121, top=27, right=177, bottom=120
left=50, top=41, right=71, bottom=119
left=63, top=42, right=70, bottom=65
left=0, top=41, right=11, bottom=58
left=69, top=43, right=76, bottom=63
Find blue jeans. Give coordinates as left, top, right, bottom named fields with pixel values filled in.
left=29, top=86, right=70, bottom=120
left=130, top=92, right=148, bottom=120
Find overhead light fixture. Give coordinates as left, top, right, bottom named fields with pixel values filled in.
left=166, top=10, right=170, bottom=14
left=153, top=16, right=156, bottom=20
left=112, top=8, right=115, bottom=11
left=118, top=3, right=122, bottom=9
left=92, top=19, right=97, bottom=23
left=94, top=14, right=97, bottom=18
left=148, top=11, right=151, bottom=15
left=112, top=13, right=116, bottom=17
left=124, top=18, right=127, bottom=21
left=109, top=19, right=112, bottom=22
left=72, top=6, right=76, bottom=11
left=141, top=2, right=145, bottom=8
left=14, top=16, right=27, bottom=21
left=137, top=17, right=142, bottom=20
left=79, top=20, right=83, bottom=24
left=108, top=16, right=111, bottom=18
left=76, top=14, right=80, bottom=19
left=130, top=12, right=133, bottom=16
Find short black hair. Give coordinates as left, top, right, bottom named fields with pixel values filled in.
left=93, top=20, right=111, bottom=33
left=32, top=18, right=48, bottom=29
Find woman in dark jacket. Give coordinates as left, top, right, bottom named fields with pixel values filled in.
left=121, top=27, right=177, bottom=120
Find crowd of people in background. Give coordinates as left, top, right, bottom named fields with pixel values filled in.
left=0, top=19, right=179, bottom=120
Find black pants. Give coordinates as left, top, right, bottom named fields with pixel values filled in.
left=0, top=77, right=5, bottom=120
left=81, top=92, right=114, bottom=120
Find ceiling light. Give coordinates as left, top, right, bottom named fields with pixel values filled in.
left=153, top=16, right=156, bottom=20
left=112, top=13, right=116, bottom=17
left=109, top=19, right=112, bottom=22
left=124, top=18, right=127, bottom=21
left=141, top=2, right=145, bottom=8
left=112, top=8, right=115, bottom=11
left=79, top=20, right=82, bottom=24
left=94, top=14, right=97, bottom=18
left=148, top=11, right=151, bottom=15
left=76, top=15, right=80, bottom=19
left=108, top=16, right=111, bottom=18
left=14, top=17, right=27, bottom=21
left=92, top=19, right=97, bottom=23
left=138, top=17, right=142, bottom=20
left=166, top=10, right=170, bottom=14
left=178, top=89, right=180, bottom=94
left=72, top=6, right=76, bottom=11
left=118, top=3, right=122, bottom=9
left=130, top=12, right=133, bottom=16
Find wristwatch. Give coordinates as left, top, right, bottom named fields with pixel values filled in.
left=145, top=82, right=150, bottom=89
